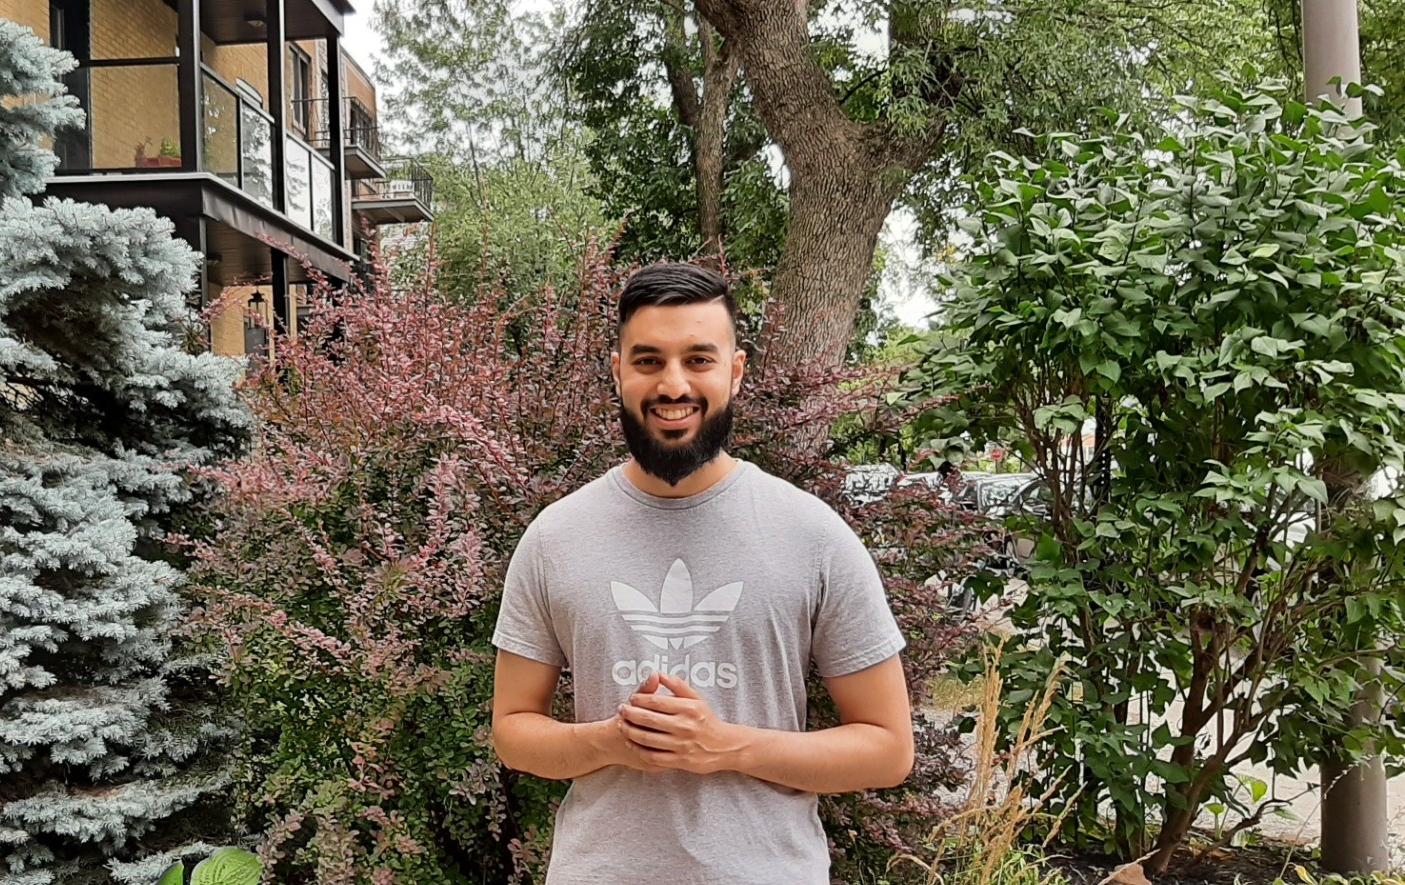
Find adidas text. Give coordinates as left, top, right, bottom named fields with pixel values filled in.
left=611, top=654, right=739, bottom=689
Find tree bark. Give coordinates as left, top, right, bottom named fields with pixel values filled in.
left=661, top=8, right=739, bottom=263
left=768, top=162, right=903, bottom=367
left=694, top=0, right=946, bottom=368
left=696, top=20, right=739, bottom=257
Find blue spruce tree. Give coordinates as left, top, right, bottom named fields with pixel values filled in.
left=0, top=21, right=249, bottom=883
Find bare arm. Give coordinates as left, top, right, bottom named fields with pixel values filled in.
left=618, top=655, right=914, bottom=793
left=491, top=649, right=659, bottom=780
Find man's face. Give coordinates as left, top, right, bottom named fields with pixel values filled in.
left=611, top=302, right=745, bottom=486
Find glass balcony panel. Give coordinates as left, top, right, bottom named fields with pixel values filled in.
left=201, top=74, right=239, bottom=186
left=56, top=63, right=180, bottom=171
left=285, top=135, right=313, bottom=231
left=310, top=152, right=336, bottom=240
left=240, top=104, right=274, bottom=208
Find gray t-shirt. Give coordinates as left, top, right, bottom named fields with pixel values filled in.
left=493, top=460, right=905, bottom=885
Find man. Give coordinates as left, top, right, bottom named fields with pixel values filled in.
left=491, top=262, right=913, bottom=884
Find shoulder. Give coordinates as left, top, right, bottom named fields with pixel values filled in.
left=739, top=463, right=856, bottom=542
left=521, top=469, right=620, bottom=544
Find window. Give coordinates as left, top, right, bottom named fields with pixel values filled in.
left=288, top=45, right=311, bottom=135
left=50, top=0, right=91, bottom=169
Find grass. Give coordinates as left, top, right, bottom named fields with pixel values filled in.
left=926, top=674, right=986, bottom=711
left=896, top=642, right=1074, bottom=885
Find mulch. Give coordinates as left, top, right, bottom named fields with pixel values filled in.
left=1046, top=839, right=1319, bottom=885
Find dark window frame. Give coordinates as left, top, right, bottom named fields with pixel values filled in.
left=288, top=44, right=312, bottom=135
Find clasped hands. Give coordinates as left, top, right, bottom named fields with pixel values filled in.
left=612, top=671, right=746, bottom=775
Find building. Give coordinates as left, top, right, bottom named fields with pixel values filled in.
left=0, top=0, right=433, bottom=358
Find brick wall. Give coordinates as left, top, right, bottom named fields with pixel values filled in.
left=0, top=0, right=49, bottom=40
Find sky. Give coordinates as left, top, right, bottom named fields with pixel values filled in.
left=342, top=7, right=384, bottom=72
left=337, top=6, right=937, bottom=330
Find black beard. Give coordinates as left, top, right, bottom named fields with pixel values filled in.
left=619, top=397, right=735, bottom=487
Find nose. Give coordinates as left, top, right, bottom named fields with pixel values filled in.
left=657, top=360, right=691, bottom=400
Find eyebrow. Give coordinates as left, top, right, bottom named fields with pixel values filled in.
left=627, top=343, right=722, bottom=357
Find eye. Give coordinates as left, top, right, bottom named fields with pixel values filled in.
left=688, top=356, right=715, bottom=366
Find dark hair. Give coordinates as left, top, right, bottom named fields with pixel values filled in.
left=617, top=263, right=738, bottom=334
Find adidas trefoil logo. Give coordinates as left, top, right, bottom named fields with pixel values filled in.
left=611, top=559, right=743, bottom=650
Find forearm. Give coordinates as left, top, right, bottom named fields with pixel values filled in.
left=493, top=713, right=620, bottom=781
left=727, top=722, right=914, bottom=794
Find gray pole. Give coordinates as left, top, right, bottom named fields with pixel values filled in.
left=1302, top=0, right=1363, bottom=115
left=1302, top=5, right=1387, bottom=871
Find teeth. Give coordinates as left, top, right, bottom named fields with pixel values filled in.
left=655, top=407, right=695, bottom=420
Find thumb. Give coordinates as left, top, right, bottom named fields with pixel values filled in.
left=658, top=671, right=701, bottom=700
left=637, top=672, right=661, bottom=694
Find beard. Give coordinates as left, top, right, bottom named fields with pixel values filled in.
left=619, top=396, right=735, bottom=487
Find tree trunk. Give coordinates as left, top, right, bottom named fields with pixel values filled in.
left=696, top=20, right=739, bottom=258
left=661, top=10, right=738, bottom=263
left=765, top=163, right=901, bottom=367
left=694, top=0, right=945, bottom=370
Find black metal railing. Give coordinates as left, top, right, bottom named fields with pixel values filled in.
left=360, top=156, right=433, bottom=209
left=205, top=68, right=336, bottom=240
left=201, top=68, right=275, bottom=208
left=292, top=96, right=382, bottom=163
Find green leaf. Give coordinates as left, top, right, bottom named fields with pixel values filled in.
left=1249, top=244, right=1280, bottom=259
left=1246, top=775, right=1268, bottom=803
left=157, top=862, right=186, bottom=885
left=191, top=848, right=261, bottom=885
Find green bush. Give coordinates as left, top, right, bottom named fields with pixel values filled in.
left=908, top=76, right=1405, bottom=874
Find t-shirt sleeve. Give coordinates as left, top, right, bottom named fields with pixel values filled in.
left=492, top=519, right=568, bottom=668
left=811, top=513, right=906, bottom=678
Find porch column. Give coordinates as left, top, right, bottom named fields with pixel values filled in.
left=326, top=32, right=347, bottom=247
left=266, top=0, right=287, bottom=214
left=271, top=249, right=290, bottom=334
left=176, top=0, right=203, bottom=172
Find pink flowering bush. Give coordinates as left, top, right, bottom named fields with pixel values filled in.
left=186, top=248, right=984, bottom=883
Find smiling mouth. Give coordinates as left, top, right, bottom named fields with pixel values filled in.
left=651, top=405, right=699, bottom=421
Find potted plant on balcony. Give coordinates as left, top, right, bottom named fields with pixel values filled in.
left=135, top=137, right=182, bottom=168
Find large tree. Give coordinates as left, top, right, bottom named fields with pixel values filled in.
left=0, top=21, right=248, bottom=883
left=686, top=0, right=1291, bottom=367
left=374, top=1, right=1405, bottom=369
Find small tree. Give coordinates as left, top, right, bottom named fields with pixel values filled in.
left=910, top=78, right=1405, bottom=873
left=0, top=20, right=248, bottom=884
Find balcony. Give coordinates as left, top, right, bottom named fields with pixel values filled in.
left=354, top=157, right=434, bottom=225
left=297, top=96, right=386, bottom=180
left=47, top=59, right=352, bottom=285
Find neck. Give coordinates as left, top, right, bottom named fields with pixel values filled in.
left=623, top=452, right=738, bottom=499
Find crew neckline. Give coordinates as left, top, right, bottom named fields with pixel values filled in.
left=609, top=459, right=753, bottom=510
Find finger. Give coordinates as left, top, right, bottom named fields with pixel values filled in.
left=619, top=719, right=680, bottom=751
left=657, top=672, right=702, bottom=700
left=628, top=692, right=693, bottom=714
left=636, top=672, right=661, bottom=694
left=618, top=703, right=675, bottom=733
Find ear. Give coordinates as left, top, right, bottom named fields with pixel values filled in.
left=610, top=351, right=622, bottom=395
left=731, top=349, right=746, bottom=396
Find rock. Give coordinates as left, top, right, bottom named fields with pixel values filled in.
left=1097, top=862, right=1153, bottom=885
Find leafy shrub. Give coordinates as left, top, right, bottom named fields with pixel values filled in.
left=187, top=247, right=985, bottom=882
left=908, top=77, right=1405, bottom=873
